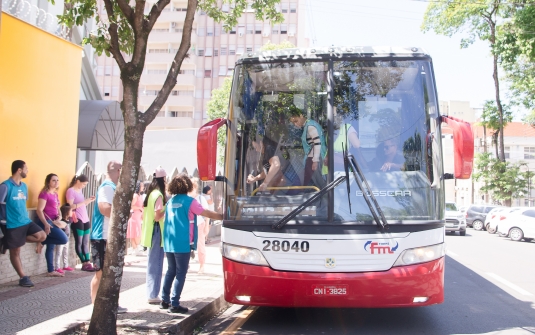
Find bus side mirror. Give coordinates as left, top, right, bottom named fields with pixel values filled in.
left=441, top=115, right=474, bottom=179
left=197, top=118, right=227, bottom=181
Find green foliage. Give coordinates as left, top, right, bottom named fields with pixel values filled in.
left=59, top=0, right=284, bottom=56
left=473, top=152, right=531, bottom=203
left=479, top=100, right=512, bottom=130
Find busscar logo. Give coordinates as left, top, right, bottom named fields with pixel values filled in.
left=356, top=190, right=411, bottom=197
left=364, top=241, right=399, bottom=254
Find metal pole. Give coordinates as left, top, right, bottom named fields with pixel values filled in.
left=529, top=167, right=531, bottom=207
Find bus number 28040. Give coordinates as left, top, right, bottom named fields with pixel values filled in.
left=262, top=240, right=310, bottom=252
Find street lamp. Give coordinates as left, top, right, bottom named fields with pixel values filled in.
left=520, top=163, right=531, bottom=207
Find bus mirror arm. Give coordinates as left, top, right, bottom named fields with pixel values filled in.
left=271, top=176, right=347, bottom=230
left=347, top=154, right=389, bottom=230
left=443, top=173, right=454, bottom=180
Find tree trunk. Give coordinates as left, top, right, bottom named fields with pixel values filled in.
left=87, top=79, right=145, bottom=335
left=492, top=47, right=506, bottom=162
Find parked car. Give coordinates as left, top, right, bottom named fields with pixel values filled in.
left=497, top=208, right=535, bottom=242
left=445, top=202, right=466, bottom=236
left=485, top=207, right=508, bottom=234
left=486, top=207, right=521, bottom=234
left=466, top=204, right=500, bottom=230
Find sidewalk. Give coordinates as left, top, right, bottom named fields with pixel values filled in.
left=0, top=242, right=228, bottom=335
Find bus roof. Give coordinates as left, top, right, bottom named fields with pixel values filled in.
left=236, top=46, right=430, bottom=64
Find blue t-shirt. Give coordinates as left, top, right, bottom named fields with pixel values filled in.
left=163, top=194, right=198, bottom=253
left=91, top=180, right=116, bottom=240
left=0, top=178, right=32, bottom=229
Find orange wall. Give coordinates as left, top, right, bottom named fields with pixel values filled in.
left=0, top=13, right=82, bottom=207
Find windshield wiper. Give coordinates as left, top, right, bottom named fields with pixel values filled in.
left=345, top=153, right=389, bottom=230
left=271, top=175, right=347, bottom=230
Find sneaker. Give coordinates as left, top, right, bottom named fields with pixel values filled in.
left=47, top=271, right=64, bottom=277
left=168, top=305, right=188, bottom=314
left=117, top=306, right=127, bottom=314
left=19, top=276, right=34, bottom=287
left=56, top=269, right=64, bottom=274
left=63, top=267, right=74, bottom=272
left=148, top=297, right=161, bottom=304
left=159, top=301, right=170, bottom=309
left=81, top=263, right=96, bottom=272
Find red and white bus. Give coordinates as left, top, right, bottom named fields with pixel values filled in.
left=197, top=46, right=473, bottom=308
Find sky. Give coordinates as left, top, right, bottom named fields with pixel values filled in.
left=306, top=0, right=501, bottom=112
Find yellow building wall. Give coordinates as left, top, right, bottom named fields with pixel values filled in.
left=0, top=13, right=82, bottom=207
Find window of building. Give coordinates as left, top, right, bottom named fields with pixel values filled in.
left=272, top=25, right=279, bottom=34
left=205, top=70, right=212, bottom=78
left=280, top=24, right=287, bottom=34
left=246, top=24, right=253, bottom=34
left=246, top=46, right=253, bottom=52
left=505, top=146, right=510, bottom=159
left=255, top=24, right=262, bottom=34
left=222, top=4, right=229, bottom=12
left=207, top=27, right=214, bottom=36
left=205, top=48, right=213, bottom=56
left=197, top=27, right=205, bottom=36
left=288, top=24, right=296, bottom=36
left=230, top=26, right=236, bottom=34
left=200, top=10, right=206, bottom=15
left=97, top=66, right=104, bottom=76
left=221, top=47, right=227, bottom=55
left=197, top=49, right=204, bottom=56
left=148, top=48, right=169, bottom=53
left=525, top=147, right=535, bottom=159
left=219, top=65, right=227, bottom=76
left=238, top=25, right=245, bottom=36
left=175, top=28, right=183, bottom=33
left=195, top=70, right=203, bottom=78
left=290, top=2, right=297, bottom=13
left=255, top=44, right=261, bottom=51
left=157, top=110, right=165, bottom=117
left=104, top=86, right=111, bottom=96
left=281, top=3, right=288, bottom=13
left=169, top=111, right=193, bottom=118
left=105, top=66, right=112, bottom=76
left=214, top=49, right=219, bottom=56
left=111, top=86, right=119, bottom=97
left=229, top=46, right=236, bottom=55
left=237, top=46, right=244, bottom=55
left=147, top=69, right=167, bottom=74
left=195, top=90, right=202, bottom=98
left=204, top=89, right=211, bottom=98
left=178, top=69, right=195, bottom=75
left=227, top=67, right=234, bottom=76
left=215, top=26, right=221, bottom=36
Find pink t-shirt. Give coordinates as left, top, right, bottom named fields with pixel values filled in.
left=38, top=191, right=59, bottom=220
left=66, top=187, right=90, bottom=223
left=189, top=199, right=205, bottom=242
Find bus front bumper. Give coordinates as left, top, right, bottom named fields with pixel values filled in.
left=223, top=257, right=444, bottom=307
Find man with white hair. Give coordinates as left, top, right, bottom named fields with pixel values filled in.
left=89, top=160, right=127, bottom=314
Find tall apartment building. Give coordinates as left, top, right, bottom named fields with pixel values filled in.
left=94, top=0, right=309, bottom=129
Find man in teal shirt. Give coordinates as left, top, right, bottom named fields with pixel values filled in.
left=0, top=160, right=46, bottom=287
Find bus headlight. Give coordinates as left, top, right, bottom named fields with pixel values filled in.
left=393, top=243, right=445, bottom=267
left=222, top=243, right=270, bottom=266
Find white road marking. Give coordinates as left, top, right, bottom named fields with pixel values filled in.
left=446, top=250, right=458, bottom=257
left=487, top=273, right=533, bottom=296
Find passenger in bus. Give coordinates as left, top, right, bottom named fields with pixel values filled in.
left=368, top=138, right=405, bottom=172
left=289, top=108, right=326, bottom=189
left=322, top=122, right=361, bottom=174
left=247, top=135, right=301, bottom=194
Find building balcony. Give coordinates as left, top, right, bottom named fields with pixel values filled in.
left=148, top=31, right=195, bottom=44
left=148, top=115, right=195, bottom=129
left=139, top=95, right=195, bottom=106
left=141, top=73, right=196, bottom=86
left=145, top=51, right=194, bottom=64
left=158, top=10, right=186, bottom=23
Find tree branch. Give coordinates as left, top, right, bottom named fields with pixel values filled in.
left=142, top=0, right=198, bottom=123
left=115, top=0, right=135, bottom=27
left=103, top=0, right=127, bottom=69
left=146, top=0, right=172, bottom=31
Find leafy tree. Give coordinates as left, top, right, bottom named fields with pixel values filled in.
left=56, top=0, right=283, bottom=333
left=473, top=152, right=530, bottom=206
left=421, top=0, right=511, bottom=162
left=478, top=100, right=512, bottom=157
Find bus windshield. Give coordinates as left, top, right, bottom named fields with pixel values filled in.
left=226, top=58, right=442, bottom=224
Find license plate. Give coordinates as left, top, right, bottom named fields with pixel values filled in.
left=312, top=285, right=348, bottom=296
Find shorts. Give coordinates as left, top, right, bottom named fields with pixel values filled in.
left=4, top=222, right=42, bottom=249
left=91, top=239, right=107, bottom=271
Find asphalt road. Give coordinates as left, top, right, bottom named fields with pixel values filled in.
left=200, top=229, right=535, bottom=335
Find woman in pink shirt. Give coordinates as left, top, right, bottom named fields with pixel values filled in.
left=127, top=181, right=144, bottom=254
left=66, top=175, right=96, bottom=271
left=35, top=174, right=68, bottom=276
